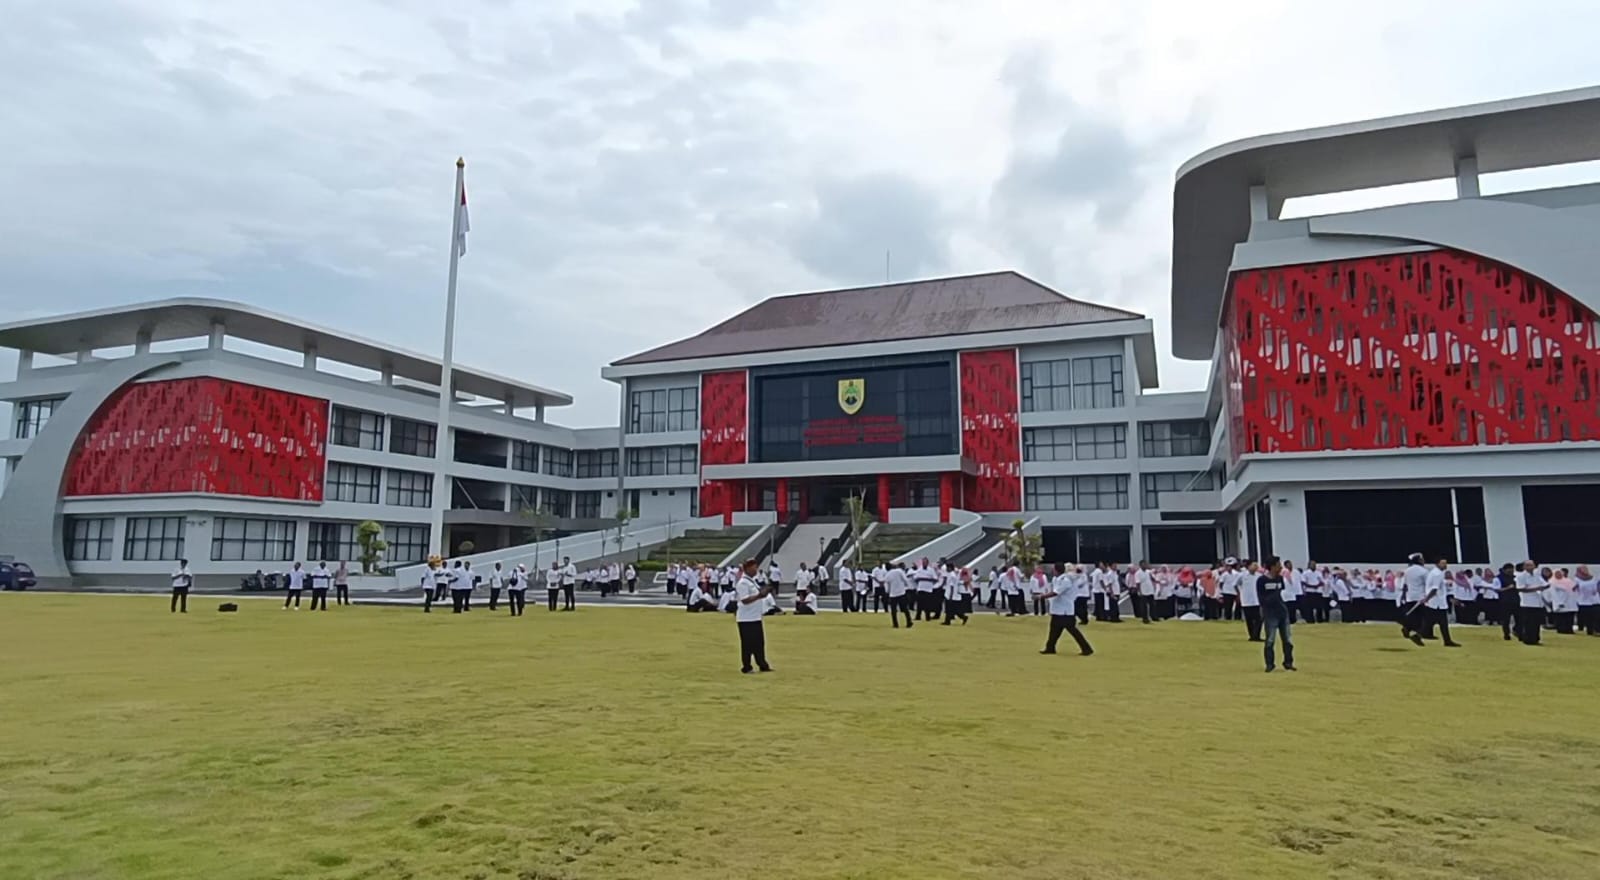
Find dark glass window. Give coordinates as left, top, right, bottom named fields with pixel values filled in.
left=1075, top=475, right=1129, bottom=510
left=211, top=518, right=297, bottom=562
left=1141, top=471, right=1216, bottom=509
left=575, top=491, right=602, bottom=518
left=1025, top=476, right=1075, bottom=511
left=542, top=447, right=573, bottom=477
left=384, top=524, right=429, bottom=565
left=330, top=406, right=383, bottom=450
left=15, top=397, right=64, bottom=439
left=65, top=517, right=114, bottom=561
left=543, top=488, right=572, bottom=517
left=512, top=441, right=540, bottom=473
left=1306, top=487, right=1487, bottom=563
left=306, top=521, right=358, bottom=562
left=1523, top=484, right=1600, bottom=563
left=629, top=387, right=698, bottom=433
left=390, top=418, right=437, bottom=457
left=1041, top=527, right=1132, bottom=564
left=124, top=517, right=185, bottom=561
left=386, top=469, right=433, bottom=507
left=750, top=360, right=956, bottom=462
left=626, top=445, right=697, bottom=476
left=1146, top=527, right=1218, bottom=564
left=326, top=462, right=381, bottom=504
left=576, top=449, right=618, bottom=478
left=1140, top=420, right=1209, bottom=457
left=1075, top=425, right=1126, bottom=460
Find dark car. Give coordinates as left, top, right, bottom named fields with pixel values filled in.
left=0, top=561, right=37, bottom=591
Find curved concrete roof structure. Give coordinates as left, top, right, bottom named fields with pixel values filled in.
left=1170, top=86, right=1600, bottom=359
left=0, top=297, right=572, bottom=407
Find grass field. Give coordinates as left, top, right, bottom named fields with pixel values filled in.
left=3, top=595, right=1598, bottom=880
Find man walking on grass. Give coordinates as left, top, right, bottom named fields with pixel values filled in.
left=1040, top=563, right=1093, bottom=657
left=1257, top=556, right=1297, bottom=673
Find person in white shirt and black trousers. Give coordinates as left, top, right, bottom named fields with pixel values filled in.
left=169, top=559, right=193, bottom=613
left=506, top=565, right=528, bottom=616
left=283, top=562, right=306, bottom=610
left=309, top=562, right=332, bottom=611
left=733, top=558, right=776, bottom=674
left=559, top=557, right=578, bottom=611
left=488, top=562, right=506, bottom=611
left=1040, top=563, right=1093, bottom=656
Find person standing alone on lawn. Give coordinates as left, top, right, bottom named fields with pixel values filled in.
left=734, top=558, right=776, bottom=674
left=1257, top=556, right=1297, bottom=673
left=283, top=561, right=306, bottom=610
left=1040, top=562, right=1093, bottom=656
left=333, top=561, right=350, bottom=606
left=169, top=558, right=192, bottom=613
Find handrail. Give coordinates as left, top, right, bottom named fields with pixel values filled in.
left=892, top=509, right=983, bottom=566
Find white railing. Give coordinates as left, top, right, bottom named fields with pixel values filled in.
left=966, top=516, right=1039, bottom=572
left=718, top=522, right=775, bottom=568
left=836, top=522, right=880, bottom=567
left=892, top=509, right=983, bottom=566
left=391, top=516, right=721, bottom=589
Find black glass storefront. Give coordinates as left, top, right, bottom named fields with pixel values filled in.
left=750, top=355, right=958, bottom=463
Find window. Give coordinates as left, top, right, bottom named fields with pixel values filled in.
left=576, top=448, right=618, bottom=478
left=688, top=487, right=699, bottom=517
left=626, top=445, right=698, bottom=476
left=1041, top=526, right=1132, bottom=564
left=1146, top=527, right=1219, bottom=564
left=1022, top=427, right=1074, bottom=462
left=1025, top=476, right=1076, bottom=511
left=386, top=469, right=433, bottom=507
left=542, top=447, right=573, bottom=477
left=327, top=462, right=381, bottom=504
left=510, top=484, right=539, bottom=512
left=1075, top=424, right=1127, bottom=460
left=14, top=397, right=63, bottom=439
left=1020, top=360, right=1073, bottom=412
left=210, top=518, right=297, bottom=562
left=390, top=418, right=437, bottom=457
left=1140, top=420, right=1210, bottom=458
left=1072, top=355, right=1124, bottom=409
left=65, top=517, right=113, bottom=561
left=511, top=441, right=540, bottom=472
left=1076, top=475, right=1129, bottom=510
left=575, top=491, right=602, bottom=518
left=543, top=488, right=572, bottom=517
left=1141, top=471, right=1216, bottom=509
left=124, top=516, right=185, bottom=561
left=629, top=387, right=699, bottom=433
left=1307, top=487, right=1487, bottom=563
left=306, top=521, right=358, bottom=563
left=384, top=524, right=430, bottom=565
left=329, top=405, right=383, bottom=450
left=1522, top=484, right=1597, bottom=563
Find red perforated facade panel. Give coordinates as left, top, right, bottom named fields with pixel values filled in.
left=698, top=370, right=748, bottom=518
left=958, top=348, right=1022, bottom=512
left=1226, top=249, right=1600, bottom=458
left=64, top=378, right=329, bottom=500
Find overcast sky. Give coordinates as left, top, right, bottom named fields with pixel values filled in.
left=4, top=0, right=1600, bottom=425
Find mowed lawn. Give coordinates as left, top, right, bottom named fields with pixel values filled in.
left=2, top=596, right=1598, bottom=880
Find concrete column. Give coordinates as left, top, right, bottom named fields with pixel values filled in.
left=615, top=379, right=629, bottom=512
left=1124, top=335, right=1145, bottom=561
left=15, top=350, right=33, bottom=377
left=1455, top=154, right=1481, bottom=199
left=1269, top=487, right=1309, bottom=564
left=502, top=392, right=515, bottom=416
left=1483, top=480, right=1528, bottom=564
left=303, top=345, right=318, bottom=372
left=535, top=402, right=545, bottom=423
left=1248, top=184, right=1273, bottom=222
left=208, top=321, right=225, bottom=350
left=75, top=348, right=93, bottom=364
left=134, top=332, right=151, bottom=356
left=380, top=364, right=394, bottom=386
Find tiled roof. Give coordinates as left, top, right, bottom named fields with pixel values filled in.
left=612, top=271, right=1143, bottom=365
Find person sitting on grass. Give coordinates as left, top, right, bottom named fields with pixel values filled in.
left=686, top=581, right=717, bottom=613
left=794, top=583, right=817, bottom=615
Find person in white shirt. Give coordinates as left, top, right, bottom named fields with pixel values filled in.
left=871, top=564, right=889, bottom=614
left=686, top=581, right=716, bottom=612
left=836, top=562, right=855, bottom=613
left=544, top=562, right=561, bottom=611
left=1218, top=558, right=1240, bottom=621
left=767, top=561, right=783, bottom=595
left=422, top=558, right=442, bottom=613
left=1512, top=561, right=1550, bottom=644
left=1399, top=553, right=1430, bottom=645
left=794, top=583, right=817, bottom=615
left=1238, top=560, right=1262, bottom=641
left=1451, top=570, right=1479, bottom=625
left=853, top=566, right=871, bottom=613
left=454, top=561, right=478, bottom=614
left=1098, top=562, right=1123, bottom=623
left=733, top=559, right=776, bottom=673
left=1002, top=564, right=1026, bottom=617
left=333, top=561, right=351, bottom=606
left=506, top=564, right=528, bottom=616
left=558, top=557, right=577, bottom=611
left=1329, top=569, right=1353, bottom=622
left=885, top=563, right=913, bottom=629
left=1133, top=562, right=1156, bottom=624
left=1299, top=563, right=1324, bottom=624
left=308, top=561, right=333, bottom=611
left=794, top=563, right=813, bottom=597
left=1070, top=565, right=1091, bottom=625
left=430, top=560, right=451, bottom=613
left=1030, top=567, right=1049, bottom=617
left=1041, top=563, right=1094, bottom=656
left=625, top=563, right=638, bottom=594
left=283, top=562, right=306, bottom=610
left=914, top=559, right=942, bottom=621
left=940, top=564, right=971, bottom=625
left=665, top=563, right=679, bottom=594
left=1575, top=566, right=1600, bottom=637
left=1413, top=558, right=1463, bottom=648
left=488, top=562, right=506, bottom=611
left=169, top=559, right=193, bottom=613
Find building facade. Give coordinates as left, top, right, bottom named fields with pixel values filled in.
left=1167, top=85, right=1600, bottom=568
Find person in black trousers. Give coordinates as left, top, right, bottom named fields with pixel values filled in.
left=732, top=559, right=775, bottom=674
left=887, top=563, right=914, bottom=629
left=546, top=562, right=561, bottom=612
left=309, top=562, right=332, bottom=611
left=1240, top=560, right=1263, bottom=642
left=169, top=559, right=192, bottom=613
left=333, top=562, right=351, bottom=606
left=1257, top=557, right=1297, bottom=673
left=1040, top=563, right=1093, bottom=656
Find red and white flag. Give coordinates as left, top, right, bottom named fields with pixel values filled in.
left=455, top=174, right=470, bottom=257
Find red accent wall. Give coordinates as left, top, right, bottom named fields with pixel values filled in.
left=64, top=378, right=330, bottom=500
left=958, top=349, right=1022, bottom=511
left=698, top=370, right=749, bottom=518
left=1226, top=249, right=1600, bottom=457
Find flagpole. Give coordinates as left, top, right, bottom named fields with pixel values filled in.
left=428, top=157, right=465, bottom=560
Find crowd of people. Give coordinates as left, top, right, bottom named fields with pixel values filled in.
left=169, top=547, right=1597, bottom=673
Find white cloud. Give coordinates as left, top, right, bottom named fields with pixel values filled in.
left=3, top=0, right=1599, bottom=422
